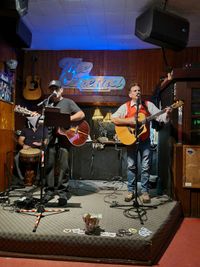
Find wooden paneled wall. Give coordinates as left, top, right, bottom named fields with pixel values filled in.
left=20, top=47, right=200, bottom=107
left=0, top=39, right=16, bottom=192
left=0, top=101, right=14, bottom=191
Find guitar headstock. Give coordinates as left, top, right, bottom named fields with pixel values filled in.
left=14, top=105, right=33, bottom=116
left=171, top=100, right=184, bottom=109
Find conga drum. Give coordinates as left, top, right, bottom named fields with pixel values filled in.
left=19, top=148, right=41, bottom=186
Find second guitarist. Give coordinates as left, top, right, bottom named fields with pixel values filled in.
left=111, top=82, right=172, bottom=204
left=43, top=80, right=85, bottom=206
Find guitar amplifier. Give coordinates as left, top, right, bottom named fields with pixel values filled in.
left=183, top=145, right=200, bottom=188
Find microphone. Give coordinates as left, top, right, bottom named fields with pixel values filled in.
left=49, top=91, right=57, bottom=98
left=37, top=92, right=57, bottom=107
left=136, top=93, right=141, bottom=104
left=51, top=91, right=58, bottom=97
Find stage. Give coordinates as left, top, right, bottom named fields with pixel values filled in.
left=0, top=180, right=183, bottom=265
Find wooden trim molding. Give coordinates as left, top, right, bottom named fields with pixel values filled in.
left=60, top=94, right=129, bottom=106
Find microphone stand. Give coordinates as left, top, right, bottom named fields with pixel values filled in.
left=128, top=96, right=157, bottom=224
left=37, top=92, right=56, bottom=107
left=16, top=94, right=69, bottom=232
left=130, top=96, right=147, bottom=224
left=110, top=95, right=157, bottom=224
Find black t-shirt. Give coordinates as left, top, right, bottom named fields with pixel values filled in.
left=20, top=124, right=48, bottom=147
left=48, top=98, right=82, bottom=147
left=54, top=98, right=81, bottom=114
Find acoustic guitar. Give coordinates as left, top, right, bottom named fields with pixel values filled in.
left=23, top=55, right=42, bottom=100
left=14, top=105, right=90, bottom=147
left=115, top=100, right=184, bottom=145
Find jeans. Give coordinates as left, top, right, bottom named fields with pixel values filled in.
left=126, top=138, right=151, bottom=194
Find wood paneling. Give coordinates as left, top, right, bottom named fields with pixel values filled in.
left=173, top=144, right=200, bottom=217
left=21, top=49, right=167, bottom=104
left=0, top=39, right=16, bottom=192
left=173, top=144, right=191, bottom=216
left=21, top=47, right=200, bottom=107
left=0, top=101, right=14, bottom=191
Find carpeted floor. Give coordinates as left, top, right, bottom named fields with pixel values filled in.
left=1, top=218, right=200, bottom=267
left=0, top=180, right=183, bottom=265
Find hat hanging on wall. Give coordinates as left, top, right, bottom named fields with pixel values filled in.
left=6, top=59, right=18, bottom=71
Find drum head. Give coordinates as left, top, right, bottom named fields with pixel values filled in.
left=20, top=148, right=41, bottom=158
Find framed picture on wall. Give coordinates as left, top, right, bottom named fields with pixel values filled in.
left=0, top=71, right=13, bottom=103
left=183, top=145, right=200, bottom=188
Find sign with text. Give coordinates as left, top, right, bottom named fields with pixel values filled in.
left=59, top=57, right=125, bottom=92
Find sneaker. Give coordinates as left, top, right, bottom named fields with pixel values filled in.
left=141, top=192, right=151, bottom=203
left=42, top=191, right=54, bottom=204
left=58, top=197, right=67, bottom=206
left=124, top=192, right=134, bottom=202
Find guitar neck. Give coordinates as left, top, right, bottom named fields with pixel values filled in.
left=145, top=100, right=183, bottom=123
left=31, top=55, right=37, bottom=80
left=146, top=108, right=166, bottom=123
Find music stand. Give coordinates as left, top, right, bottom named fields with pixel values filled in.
left=16, top=106, right=70, bottom=232
left=44, top=107, right=70, bottom=128
left=38, top=106, right=70, bottom=202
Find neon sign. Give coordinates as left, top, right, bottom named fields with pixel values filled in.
left=59, top=57, right=125, bottom=92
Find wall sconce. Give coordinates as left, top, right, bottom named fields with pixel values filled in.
left=92, top=108, right=104, bottom=120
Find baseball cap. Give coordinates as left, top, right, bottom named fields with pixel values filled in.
left=48, top=80, right=61, bottom=88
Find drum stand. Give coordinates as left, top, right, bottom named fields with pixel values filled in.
left=16, top=103, right=71, bottom=232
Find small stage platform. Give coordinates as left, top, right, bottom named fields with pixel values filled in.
left=0, top=180, right=183, bottom=265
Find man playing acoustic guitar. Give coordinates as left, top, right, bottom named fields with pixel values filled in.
left=43, top=80, right=86, bottom=206
left=111, top=83, right=172, bottom=203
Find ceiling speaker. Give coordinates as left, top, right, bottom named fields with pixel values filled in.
left=135, top=7, right=190, bottom=51
left=1, top=0, right=28, bottom=17
left=0, top=15, right=32, bottom=48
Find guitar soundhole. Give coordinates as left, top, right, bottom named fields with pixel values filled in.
left=30, top=80, right=38, bottom=90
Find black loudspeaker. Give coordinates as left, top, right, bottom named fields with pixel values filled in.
left=1, top=0, right=28, bottom=17
left=135, top=7, right=190, bottom=51
left=16, top=18, right=32, bottom=48
left=0, top=16, right=32, bottom=48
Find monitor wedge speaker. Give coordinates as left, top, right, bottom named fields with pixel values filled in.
left=135, top=7, right=190, bottom=51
